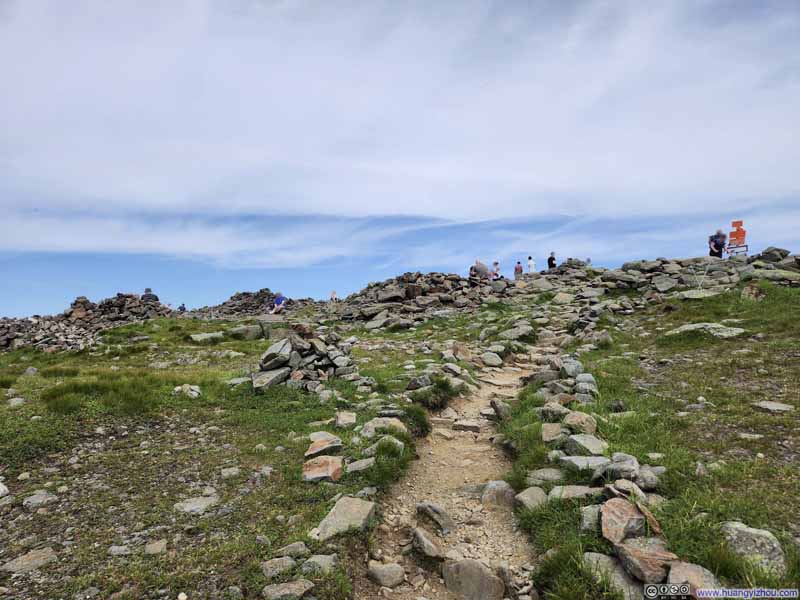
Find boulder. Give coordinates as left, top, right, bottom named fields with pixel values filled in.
left=514, top=487, right=547, bottom=511
left=302, top=456, right=344, bottom=483
left=368, top=560, right=405, bottom=588
left=261, top=579, right=314, bottom=600
left=563, top=411, right=597, bottom=435
left=600, top=498, right=646, bottom=544
left=480, top=480, right=516, bottom=508
left=0, top=547, right=57, bottom=574
left=442, top=559, right=505, bottom=600
left=481, top=352, right=503, bottom=367
left=252, top=368, right=291, bottom=391
left=720, top=521, right=786, bottom=575
left=313, top=496, right=376, bottom=542
left=412, top=527, right=445, bottom=559
left=565, top=434, right=608, bottom=456
left=667, top=561, right=721, bottom=593
left=616, top=537, right=678, bottom=583
left=582, top=552, right=643, bottom=600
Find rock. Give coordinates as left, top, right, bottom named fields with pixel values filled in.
left=499, top=324, right=534, bottom=340
left=275, top=541, right=310, bottom=558
left=368, top=560, right=405, bottom=587
left=490, top=398, right=511, bottom=420
left=361, top=417, right=408, bottom=439
left=752, top=401, right=794, bottom=414
left=548, top=485, right=604, bottom=501
left=675, top=289, right=722, bottom=300
left=582, top=552, right=643, bottom=600
left=313, top=496, right=376, bottom=541
left=252, top=368, right=291, bottom=391
left=515, top=487, right=547, bottom=511
left=563, top=411, right=597, bottom=435
left=413, top=526, right=445, bottom=559
left=23, top=489, right=58, bottom=510
left=304, top=436, right=343, bottom=459
left=601, top=498, right=646, bottom=544
left=190, top=331, right=225, bottom=343
left=581, top=505, right=601, bottom=533
left=667, top=561, right=720, bottom=593
left=552, top=292, right=575, bottom=305
left=616, top=537, right=678, bottom=583
left=540, top=422, right=565, bottom=443
left=665, top=322, right=745, bottom=339
left=262, top=557, right=297, bottom=579
left=417, top=502, right=456, bottom=534
left=407, top=374, right=432, bottom=390
left=652, top=275, right=678, bottom=293
left=7, top=397, right=25, bottom=408
left=346, top=457, right=375, bottom=473
left=560, top=456, right=611, bottom=473
left=442, top=559, right=505, bottom=600
left=453, top=419, right=481, bottom=432
left=720, top=521, right=786, bottom=575
left=0, top=482, right=8, bottom=498
left=481, top=352, right=503, bottom=367
left=525, top=468, right=563, bottom=486
left=363, top=435, right=405, bottom=457
left=595, top=453, right=640, bottom=482
left=220, top=466, right=241, bottom=479
left=480, top=480, right=516, bottom=508
left=260, top=338, right=293, bottom=368
left=539, top=402, right=572, bottom=422
left=560, top=359, right=584, bottom=377
left=565, top=434, right=609, bottom=456
left=335, top=411, right=357, bottom=428
left=261, top=579, right=314, bottom=600
left=144, top=539, right=167, bottom=555
left=174, top=494, right=219, bottom=515
left=1, top=547, right=57, bottom=574
left=300, top=554, right=338, bottom=575
left=302, top=456, right=344, bottom=482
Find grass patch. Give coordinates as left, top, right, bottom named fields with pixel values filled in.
left=403, top=404, right=431, bottom=437
left=0, top=374, right=17, bottom=388
left=40, top=366, right=81, bottom=378
left=41, top=372, right=168, bottom=416
left=411, top=376, right=458, bottom=410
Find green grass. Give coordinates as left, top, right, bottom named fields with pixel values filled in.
left=411, top=376, right=458, bottom=410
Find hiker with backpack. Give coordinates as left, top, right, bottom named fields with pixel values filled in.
left=708, top=229, right=727, bottom=258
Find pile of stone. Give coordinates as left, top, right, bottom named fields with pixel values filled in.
left=252, top=329, right=373, bottom=393
left=338, top=271, right=516, bottom=330
left=0, top=293, right=172, bottom=352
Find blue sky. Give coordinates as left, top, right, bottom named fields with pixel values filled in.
left=1, top=1, right=799, bottom=317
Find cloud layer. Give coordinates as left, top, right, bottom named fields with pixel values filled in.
left=1, top=0, right=798, bottom=266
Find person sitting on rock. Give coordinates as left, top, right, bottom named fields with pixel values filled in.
left=547, top=252, right=557, bottom=270
left=270, top=292, right=287, bottom=314
left=491, top=261, right=501, bottom=279
left=708, top=229, right=727, bottom=258
left=473, top=260, right=489, bottom=279
left=141, top=287, right=159, bottom=303
left=178, top=303, right=186, bottom=312
left=514, top=261, right=524, bottom=279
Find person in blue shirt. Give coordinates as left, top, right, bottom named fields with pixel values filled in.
left=271, top=292, right=287, bottom=314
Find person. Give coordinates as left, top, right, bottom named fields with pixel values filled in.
left=527, top=255, right=535, bottom=273
left=491, top=261, right=501, bottom=279
left=547, top=252, right=557, bottom=269
left=708, top=229, right=727, bottom=258
left=141, top=287, right=159, bottom=302
left=473, top=259, right=489, bottom=279
left=271, top=292, right=287, bottom=314
left=178, top=303, right=186, bottom=313
left=330, top=290, right=338, bottom=302
left=514, top=261, right=524, bottom=279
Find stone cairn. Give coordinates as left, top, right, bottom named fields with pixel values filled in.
left=337, top=271, right=517, bottom=330
left=0, top=293, right=172, bottom=353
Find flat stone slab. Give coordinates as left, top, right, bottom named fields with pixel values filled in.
left=313, top=496, right=376, bottom=542
left=335, top=411, right=357, bottom=428
left=442, top=559, right=505, bottom=600
left=174, top=494, right=219, bottom=515
left=453, top=419, right=481, bottom=432
left=361, top=417, right=407, bottom=439
left=616, top=537, right=679, bottom=583
left=526, top=468, right=564, bottom=486
left=261, top=579, right=314, bottom=600
left=752, top=401, right=794, bottom=414
left=665, top=322, right=745, bottom=339
left=548, top=485, right=604, bottom=501
left=515, top=486, right=547, bottom=511
left=346, top=458, right=375, bottom=473
left=304, top=437, right=343, bottom=459
left=1, top=547, right=56, bottom=574
left=583, top=552, right=643, bottom=600
left=302, top=456, right=344, bottom=482
left=565, top=434, right=609, bottom=456
left=601, top=498, right=646, bottom=544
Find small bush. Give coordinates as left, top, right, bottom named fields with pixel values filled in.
left=412, top=376, right=458, bottom=410
left=366, top=431, right=415, bottom=488
left=0, top=375, right=17, bottom=389
left=403, top=404, right=431, bottom=437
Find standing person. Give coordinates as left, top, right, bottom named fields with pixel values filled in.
left=178, top=303, right=186, bottom=313
left=330, top=290, right=338, bottom=303
left=708, top=229, right=727, bottom=258
left=547, top=252, right=557, bottom=269
left=527, top=255, right=535, bottom=273
left=514, top=261, right=524, bottom=279
left=491, top=261, right=501, bottom=279
left=270, top=292, right=287, bottom=314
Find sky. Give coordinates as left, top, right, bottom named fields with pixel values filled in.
left=1, top=0, right=799, bottom=317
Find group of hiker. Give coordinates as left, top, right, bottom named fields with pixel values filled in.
left=470, top=252, right=559, bottom=281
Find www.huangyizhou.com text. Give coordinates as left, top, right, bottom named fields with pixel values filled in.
left=696, top=589, right=799, bottom=599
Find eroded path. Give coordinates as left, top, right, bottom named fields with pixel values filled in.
left=355, top=365, right=535, bottom=599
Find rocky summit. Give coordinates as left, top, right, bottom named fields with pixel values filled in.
left=0, top=247, right=798, bottom=599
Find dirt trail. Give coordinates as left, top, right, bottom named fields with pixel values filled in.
left=355, top=364, right=534, bottom=599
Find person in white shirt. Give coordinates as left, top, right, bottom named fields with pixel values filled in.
left=527, top=256, right=535, bottom=273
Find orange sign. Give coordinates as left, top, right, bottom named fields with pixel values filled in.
left=729, top=220, right=746, bottom=247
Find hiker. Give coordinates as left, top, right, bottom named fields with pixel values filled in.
left=547, top=252, right=557, bottom=270
left=178, top=303, right=186, bottom=313
left=270, top=292, right=287, bottom=314
left=527, top=255, right=535, bottom=273
left=708, top=229, right=727, bottom=258
left=491, top=261, right=501, bottom=279
left=473, top=259, right=490, bottom=279
left=141, top=287, right=159, bottom=303
left=330, top=290, right=338, bottom=302
left=514, top=261, right=524, bottom=279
